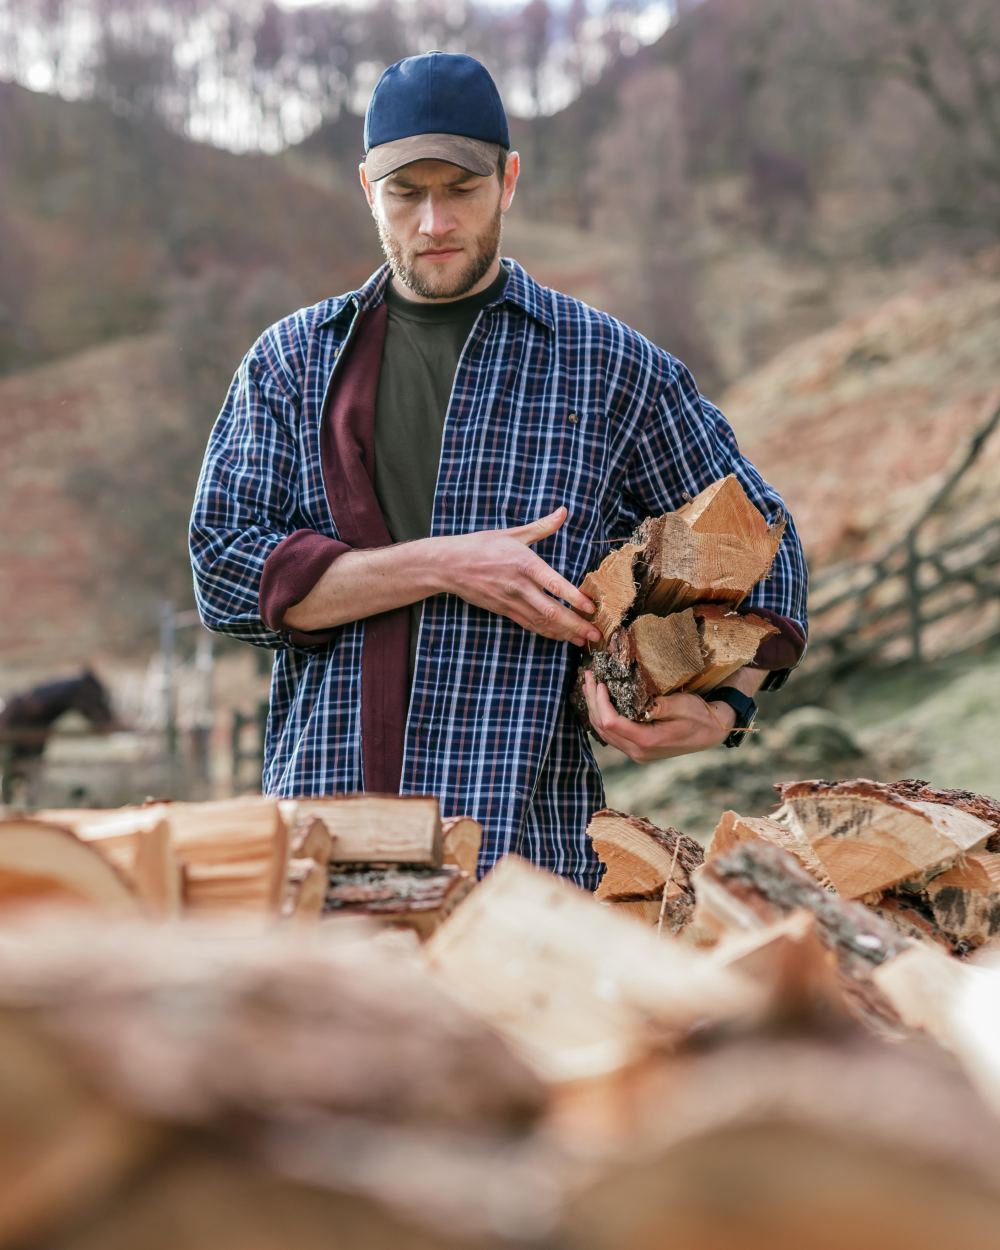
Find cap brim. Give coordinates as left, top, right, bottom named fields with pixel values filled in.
left=365, top=134, right=502, bottom=181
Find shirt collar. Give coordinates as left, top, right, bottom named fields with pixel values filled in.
left=322, top=257, right=553, bottom=332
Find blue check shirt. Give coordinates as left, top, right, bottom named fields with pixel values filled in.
left=190, top=259, right=808, bottom=888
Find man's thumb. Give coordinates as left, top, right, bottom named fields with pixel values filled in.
left=510, top=506, right=568, bottom=545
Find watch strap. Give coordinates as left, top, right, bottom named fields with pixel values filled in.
left=707, top=686, right=757, bottom=749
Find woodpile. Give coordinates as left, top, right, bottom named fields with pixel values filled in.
left=0, top=795, right=482, bottom=936
left=4, top=776, right=1000, bottom=1248
left=574, top=475, right=783, bottom=722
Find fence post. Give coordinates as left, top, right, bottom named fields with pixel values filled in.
left=905, top=532, right=923, bottom=663
left=159, top=600, right=179, bottom=774
left=190, top=630, right=215, bottom=789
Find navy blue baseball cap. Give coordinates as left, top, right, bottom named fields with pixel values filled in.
left=363, top=51, right=510, bottom=181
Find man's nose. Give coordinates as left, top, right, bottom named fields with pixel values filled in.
left=418, top=193, right=456, bottom=237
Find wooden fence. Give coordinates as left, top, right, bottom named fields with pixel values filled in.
left=802, top=396, right=1000, bottom=685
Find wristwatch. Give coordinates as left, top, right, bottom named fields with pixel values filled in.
left=708, top=686, right=758, bottom=749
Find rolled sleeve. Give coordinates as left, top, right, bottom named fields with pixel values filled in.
left=190, top=342, right=329, bottom=651
left=259, top=529, right=352, bottom=647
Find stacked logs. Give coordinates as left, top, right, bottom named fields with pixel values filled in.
left=0, top=796, right=483, bottom=936
left=574, top=475, right=784, bottom=723
left=7, top=780, right=1000, bottom=1249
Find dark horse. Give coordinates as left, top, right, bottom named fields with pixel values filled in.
left=0, top=669, right=117, bottom=805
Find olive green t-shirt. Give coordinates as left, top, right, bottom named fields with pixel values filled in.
left=373, top=268, right=508, bottom=683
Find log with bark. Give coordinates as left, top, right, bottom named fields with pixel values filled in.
left=692, top=841, right=909, bottom=1031
left=324, top=865, right=474, bottom=939
left=573, top=476, right=785, bottom=724
left=707, top=809, right=832, bottom=887
left=636, top=475, right=785, bottom=614
left=587, top=809, right=703, bottom=934
left=0, top=917, right=550, bottom=1250
left=567, top=1023, right=1000, bottom=1250
left=776, top=778, right=992, bottom=899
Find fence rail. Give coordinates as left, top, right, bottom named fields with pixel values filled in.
left=802, top=396, right=1000, bottom=684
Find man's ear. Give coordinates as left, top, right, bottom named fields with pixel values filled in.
left=501, top=150, right=520, bottom=213
left=359, top=161, right=375, bottom=210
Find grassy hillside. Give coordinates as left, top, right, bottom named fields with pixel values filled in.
left=0, top=81, right=378, bottom=375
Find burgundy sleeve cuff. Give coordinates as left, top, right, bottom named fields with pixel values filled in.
left=741, top=608, right=808, bottom=691
left=748, top=608, right=807, bottom=671
left=259, top=529, right=352, bottom=648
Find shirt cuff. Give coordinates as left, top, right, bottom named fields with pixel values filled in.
left=745, top=608, right=808, bottom=692
left=259, top=529, right=351, bottom=648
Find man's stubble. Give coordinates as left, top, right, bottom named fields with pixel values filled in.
left=375, top=200, right=503, bottom=300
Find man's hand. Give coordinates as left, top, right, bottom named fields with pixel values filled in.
left=581, top=670, right=742, bottom=764
left=434, top=507, right=604, bottom=647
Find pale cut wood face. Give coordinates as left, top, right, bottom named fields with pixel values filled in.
left=782, top=791, right=992, bottom=899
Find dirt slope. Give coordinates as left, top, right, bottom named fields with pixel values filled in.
left=724, top=253, right=1000, bottom=567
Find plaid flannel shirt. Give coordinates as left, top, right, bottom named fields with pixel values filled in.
left=190, top=259, right=808, bottom=888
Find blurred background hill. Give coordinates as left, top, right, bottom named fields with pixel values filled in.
left=0, top=0, right=998, bottom=804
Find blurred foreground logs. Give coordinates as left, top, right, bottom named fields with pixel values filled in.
left=3, top=780, right=1000, bottom=1247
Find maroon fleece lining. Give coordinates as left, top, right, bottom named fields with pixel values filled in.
left=317, top=303, right=409, bottom=794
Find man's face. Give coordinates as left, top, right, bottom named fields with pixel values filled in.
left=361, top=156, right=518, bottom=302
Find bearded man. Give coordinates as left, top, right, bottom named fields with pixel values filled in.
left=190, top=52, right=808, bottom=888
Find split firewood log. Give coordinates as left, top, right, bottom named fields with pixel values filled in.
left=440, top=816, right=482, bottom=877
left=682, top=605, right=779, bottom=694
left=566, top=1022, right=1000, bottom=1250
left=579, top=542, right=642, bottom=646
left=877, top=779, right=1000, bottom=848
left=0, top=918, right=547, bottom=1132
left=426, top=856, right=761, bottom=1082
left=574, top=611, right=704, bottom=722
left=922, top=852, right=1000, bottom=948
left=776, top=779, right=992, bottom=899
left=289, top=796, right=443, bottom=867
left=692, top=842, right=908, bottom=1032
left=0, top=818, right=141, bottom=915
left=707, top=810, right=831, bottom=888
left=870, top=894, right=959, bottom=952
left=38, top=807, right=181, bottom=917
left=587, top=809, right=703, bottom=934
left=0, top=918, right=549, bottom=1249
left=284, top=812, right=335, bottom=867
left=150, top=797, right=292, bottom=913
left=324, top=865, right=473, bottom=939
left=636, top=476, right=785, bottom=614
left=281, top=858, right=329, bottom=922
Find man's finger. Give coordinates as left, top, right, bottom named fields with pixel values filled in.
left=507, top=506, right=567, bottom=546
left=525, top=554, right=598, bottom=620
left=516, top=584, right=598, bottom=644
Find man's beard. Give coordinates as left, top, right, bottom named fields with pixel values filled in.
left=375, top=203, right=502, bottom=300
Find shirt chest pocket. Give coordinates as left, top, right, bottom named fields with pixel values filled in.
left=491, top=404, right=612, bottom=584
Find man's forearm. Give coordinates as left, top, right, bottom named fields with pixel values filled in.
left=282, top=538, right=444, bottom=631
left=712, top=666, right=767, bottom=699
